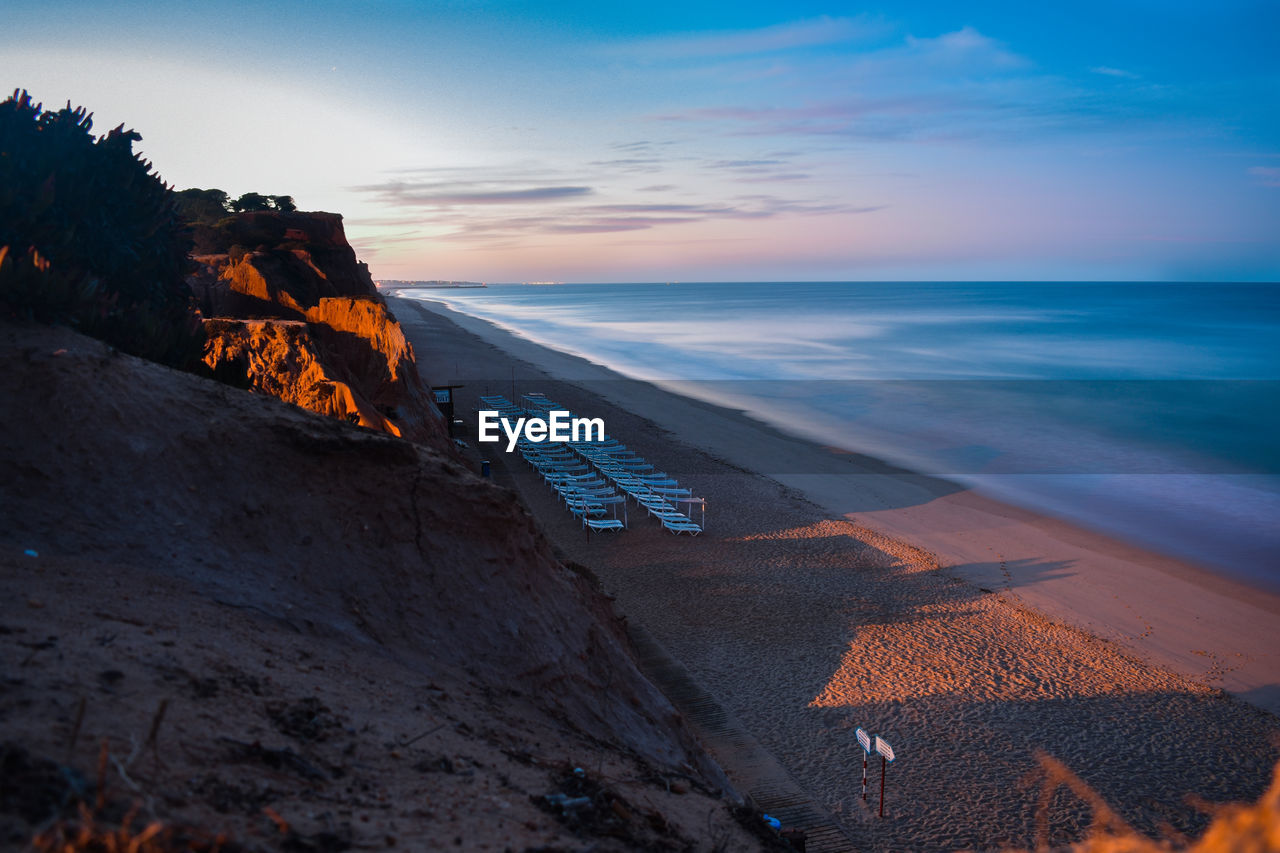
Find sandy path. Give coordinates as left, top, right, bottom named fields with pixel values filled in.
left=394, top=293, right=1280, bottom=851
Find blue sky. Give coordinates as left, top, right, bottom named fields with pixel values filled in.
left=3, top=1, right=1277, bottom=281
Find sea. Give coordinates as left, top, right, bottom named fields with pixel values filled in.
left=402, top=282, right=1280, bottom=589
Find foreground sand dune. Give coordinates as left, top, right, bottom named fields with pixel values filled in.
left=0, top=319, right=772, bottom=851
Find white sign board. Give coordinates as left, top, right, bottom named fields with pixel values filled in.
left=875, top=735, right=895, bottom=762
left=856, top=728, right=871, bottom=753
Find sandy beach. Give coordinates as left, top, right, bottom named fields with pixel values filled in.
left=393, top=291, right=1280, bottom=851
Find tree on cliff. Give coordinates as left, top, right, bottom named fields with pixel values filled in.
left=174, top=188, right=233, bottom=224
left=177, top=189, right=295, bottom=222
left=229, top=192, right=296, bottom=213
left=231, top=191, right=272, bottom=212
left=0, top=89, right=204, bottom=368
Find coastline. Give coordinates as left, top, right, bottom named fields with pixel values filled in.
left=391, top=282, right=1280, bottom=590
left=392, top=289, right=1280, bottom=717
left=392, top=290, right=1280, bottom=850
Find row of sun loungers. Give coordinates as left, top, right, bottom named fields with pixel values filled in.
left=479, top=393, right=704, bottom=536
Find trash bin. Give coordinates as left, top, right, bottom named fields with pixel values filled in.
left=481, top=460, right=491, bottom=478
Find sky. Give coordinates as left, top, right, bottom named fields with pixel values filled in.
left=3, top=1, right=1278, bottom=282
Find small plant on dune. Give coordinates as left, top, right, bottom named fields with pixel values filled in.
left=0, top=89, right=204, bottom=368
left=30, top=802, right=235, bottom=853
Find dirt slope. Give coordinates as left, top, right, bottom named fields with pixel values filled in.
left=0, top=319, right=771, bottom=851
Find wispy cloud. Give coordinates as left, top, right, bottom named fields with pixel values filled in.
left=624, top=15, right=886, bottom=59
left=646, top=27, right=1176, bottom=145
left=587, top=203, right=738, bottom=214
left=349, top=166, right=883, bottom=247
left=734, top=172, right=812, bottom=184
left=545, top=217, right=700, bottom=234
left=699, top=156, right=813, bottom=183
left=351, top=180, right=592, bottom=206
left=657, top=92, right=1002, bottom=141
left=1091, top=65, right=1140, bottom=79
left=1249, top=166, right=1280, bottom=187
left=586, top=157, right=665, bottom=174
left=708, top=158, right=787, bottom=169
left=900, top=26, right=1029, bottom=71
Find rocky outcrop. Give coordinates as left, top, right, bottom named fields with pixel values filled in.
left=306, top=297, right=447, bottom=443
left=190, top=210, right=375, bottom=300
left=189, top=211, right=450, bottom=451
left=203, top=318, right=407, bottom=436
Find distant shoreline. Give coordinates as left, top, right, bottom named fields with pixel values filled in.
left=393, top=289, right=1280, bottom=717
left=377, top=280, right=486, bottom=289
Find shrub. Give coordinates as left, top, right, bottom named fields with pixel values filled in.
left=0, top=89, right=203, bottom=368
left=173, top=188, right=232, bottom=226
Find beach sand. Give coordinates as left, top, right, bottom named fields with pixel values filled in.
left=394, top=292, right=1280, bottom=851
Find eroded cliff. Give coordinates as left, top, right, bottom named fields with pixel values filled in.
left=188, top=211, right=450, bottom=450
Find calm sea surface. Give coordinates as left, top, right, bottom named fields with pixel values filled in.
left=404, top=282, right=1280, bottom=588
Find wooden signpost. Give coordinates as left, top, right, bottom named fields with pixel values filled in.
left=856, top=728, right=872, bottom=801
left=874, top=735, right=895, bottom=818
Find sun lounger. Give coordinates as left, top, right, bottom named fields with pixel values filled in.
left=565, top=499, right=607, bottom=518
left=660, top=518, right=702, bottom=535
left=648, top=486, right=693, bottom=497
left=505, top=391, right=706, bottom=538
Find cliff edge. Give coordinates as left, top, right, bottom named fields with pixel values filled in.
left=188, top=211, right=451, bottom=450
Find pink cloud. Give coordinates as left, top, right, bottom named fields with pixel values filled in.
left=1249, top=166, right=1280, bottom=188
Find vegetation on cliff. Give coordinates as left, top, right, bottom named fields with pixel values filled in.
left=0, top=90, right=203, bottom=368
left=176, top=188, right=299, bottom=258
left=176, top=187, right=297, bottom=219
left=0, top=86, right=443, bottom=447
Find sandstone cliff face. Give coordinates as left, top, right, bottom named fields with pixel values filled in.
left=190, top=210, right=375, bottom=300
left=302, top=296, right=444, bottom=444
left=189, top=211, right=450, bottom=452
left=203, top=318, right=407, bottom=435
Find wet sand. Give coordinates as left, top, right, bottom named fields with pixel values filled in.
left=394, top=291, right=1280, bottom=851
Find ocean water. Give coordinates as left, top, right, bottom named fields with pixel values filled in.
left=404, top=282, right=1280, bottom=587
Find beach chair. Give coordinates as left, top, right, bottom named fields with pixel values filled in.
left=505, top=392, right=705, bottom=538
left=649, top=486, right=693, bottom=497
left=661, top=517, right=702, bottom=535
left=565, top=497, right=607, bottom=518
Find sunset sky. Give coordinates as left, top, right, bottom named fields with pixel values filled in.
left=4, top=1, right=1278, bottom=281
